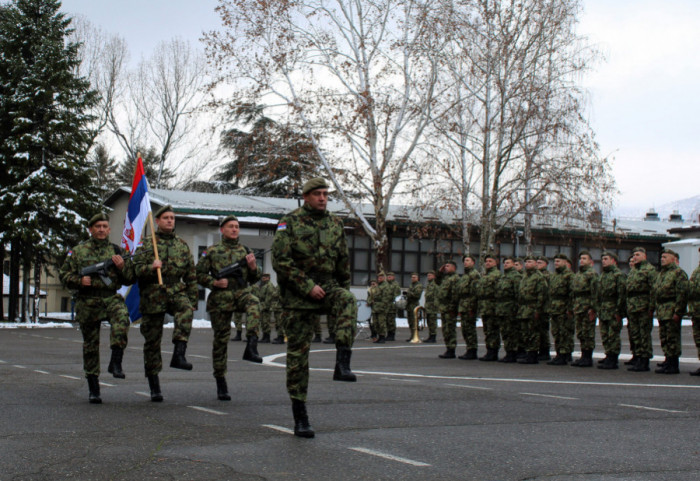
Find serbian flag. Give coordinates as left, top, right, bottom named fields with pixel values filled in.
left=118, top=156, right=151, bottom=322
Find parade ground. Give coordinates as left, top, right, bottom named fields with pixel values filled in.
left=1, top=324, right=698, bottom=480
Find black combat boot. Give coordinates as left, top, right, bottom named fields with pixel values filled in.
left=373, top=335, right=386, bottom=344
left=516, top=349, right=527, bottom=360
left=439, top=348, right=456, bottom=359
left=547, top=352, right=568, bottom=365
left=572, top=349, right=593, bottom=367
left=271, top=335, right=285, bottom=344
left=657, top=356, right=679, bottom=374
left=243, top=335, right=263, bottom=363
left=628, top=356, right=650, bottom=372
left=598, top=354, right=618, bottom=370
left=312, top=333, right=322, bottom=343
left=538, top=349, right=552, bottom=361
left=86, top=374, right=101, bottom=404
left=215, top=376, right=231, bottom=400
left=260, top=333, right=271, bottom=343
left=423, top=334, right=437, bottom=343
left=499, top=351, right=518, bottom=363
left=107, top=347, right=126, bottom=379
left=170, top=341, right=193, bottom=370
left=598, top=354, right=609, bottom=365
left=624, top=355, right=637, bottom=365
left=517, top=351, right=539, bottom=364
left=323, top=335, right=336, bottom=344
left=232, top=330, right=242, bottom=342
left=333, top=347, right=357, bottom=382
left=459, top=348, right=478, bottom=360
left=689, top=367, right=700, bottom=376
left=479, top=348, right=499, bottom=361
left=147, top=374, right=163, bottom=402
left=386, top=331, right=396, bottom=342
left=292, top=399, right=315, bottom=438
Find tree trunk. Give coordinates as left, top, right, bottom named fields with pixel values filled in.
left=8, top=241, right=21, bottom=322
left=0, top=242, right=4, bottom=321
left=21, top=256, right=30, bottom=323
left=32, top=255, right=42, bottom=323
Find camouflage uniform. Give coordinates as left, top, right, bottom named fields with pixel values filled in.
left=517, top=267, right=547, bottom=358
left=598, top=264, right=627, bottom=358
left=457, top=268, right=480, bottom=351
left=477, top=266, right=502, bottom=354
left=196, top=238, right=262, bottom=378
left=548, top=265, right=574, bottom=357
left=259, top=278, right=276, bottom=337
left=133, top=231, right=198, bottom=376
left=688, top=264, right=700, bottom=374
left=495, top=265, right=522, bottom=356
left=406, top=279, right=424, bottom=335
left=626, top=260, right=657, bottom=360
left=366, top=284, right=378, bottom=335
left=437, top=270, right=461, bottom=351
left=537, top=268, right=552, bottom=357
left=652, top=262, right=688, bottom=359
left=424, top=277, right=439, bottom=337
left=373, top=279, right=393, bottom=338
left=59, top=237, right=134, bottom=376
left=272, top=203, right=357, bottom=402
left=385, top=277, right=401, bottom=337
left=571, top=264, right=599, bottom=354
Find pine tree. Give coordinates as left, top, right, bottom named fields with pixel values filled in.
left=0, top=0, right=100, bottom=319
left=90, top=143, right=119, bottom=199
left=115, top=146, right=174, bottom=189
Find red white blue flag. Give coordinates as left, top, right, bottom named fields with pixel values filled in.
left=118, top=156, right=151, bottom=322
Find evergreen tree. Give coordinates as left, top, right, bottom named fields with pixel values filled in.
left=115, top=146, right=174, bottom=189
left=90, top=143, right=119, bottom=199
left=0, top=0, right=99, bottom=319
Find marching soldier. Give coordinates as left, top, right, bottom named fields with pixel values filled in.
left=652, top=249, right=688, bottom=374
left=231, top=312, right=244, bottom=341
left=59, top=213, right=135, bottom=404
left=196, top=215, right=264, bottom=401
left=385, top=272, right=401, bottom=341
left=423, top=271, right=439, bottom=343
left=258, top=273, right=275, bottom=343
left=517, top=256, right=547, bottom=364
left=495, top=256, right=522, bottom=362
left=405, top=273, right=424, bottom=341
left=570, top=251, right=599, bottom=367
left=477, top=253, right=501, bottom=361
left=688, top=249, right=700, bottom=376
left=133, top=205, right=198, bottom=402
left=626, top=247, right=657, bottom=372
left=271, top=177, right=357, bottom=438
left=547, top=254, right=574, bottom=366
left=597, top=251, right=627, bottom=370
left=457, top=255, right=480, bottom=359
left=536, top=256, right=552, bottom=360
left=437, top=261, right=461, bottom=359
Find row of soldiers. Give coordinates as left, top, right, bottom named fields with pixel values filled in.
left=374, top=248, right=700, bottom=375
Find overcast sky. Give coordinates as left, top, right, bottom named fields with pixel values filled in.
left=60, top=0, right=699, bottom=214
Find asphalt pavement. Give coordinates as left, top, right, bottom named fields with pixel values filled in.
left=1, top=325, right=698, bottom=481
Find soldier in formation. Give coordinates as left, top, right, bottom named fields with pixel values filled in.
left=405, top=272, right=423, bottom=341
left=495, top=256, right=522, bottom=362
left=652, top=249, right=688, bottom=374
left=59, top=213, right=135, bottom=403
left=689, top=249, right=700, bottom=376
left=366, top=279, right=378, bottom=339
left=536, top=256, right=552, bottom=360
left=385, top=272, right=401, bottom=341
left=547, top=254, right=574, bottom=365
left=457, top=255, right=480, bottom=359
left=437, top=261, right=461, bottom=359
left=570, top=251, right=599, bottom=367
left=477, top=253, right=501, bottom=361
left=423, top=271, right=439, bottom=343
left=372, top=272, right=389, bottom=343
left=596, top=252, right=626, bottom=370
left=626, top=247, right=657, bottom=372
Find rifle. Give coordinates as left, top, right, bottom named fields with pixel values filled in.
left=214, top=249, right=271, bottom=287
left=80, top=250, right=142, bottom=287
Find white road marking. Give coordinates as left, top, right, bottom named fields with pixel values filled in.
left=189, top=354, right=209, bottom=359
left=34, top=369, right=50, bottom=374
left=188, top=406, right=227, bottom=416
left=99, top=381, right=115, bottom=387
left=520, top=392, right=578, bottom=400
left=382, top=377, right=420, bottom=383
left=0, top=360, right=6, bottom=363
left=349, top=447, right=431, bottom=467
left=13, top=365, right=26, bottom=369
left=262, top=424, right=294, bottom=435
left=134, top=391, right=151, bottom=398
left=60, top=375, right=81, bottom=380
left=445, top=383, right=493, bottom=391
left=618, top=403, right=684, bottom=414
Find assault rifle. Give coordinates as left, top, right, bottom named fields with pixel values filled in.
left=80, top=250, right=142, bottom=286
left=214, top=249, right=271, bottom=287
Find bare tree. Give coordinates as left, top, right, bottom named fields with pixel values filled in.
left=205, top=0, right=446, bottom=269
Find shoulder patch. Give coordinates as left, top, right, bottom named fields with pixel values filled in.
left=277, top=222, right=287, bottom=231
left=67, top=250, right=72, bottom=257
left=201, top=251, right=207, bottom=257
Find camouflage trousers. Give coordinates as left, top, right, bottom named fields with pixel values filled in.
left=406, top=302, right=419, bottom=333
left=326, top=313, right=337, bottom=337
left=386, top=310, right=397, bottom=334
left=627, top=310, right=654, bottom=358
left=550, top=312, right=574, bottom=355
left=658, top=318, right=682, bottom=357
left=481, top=314, right=501, bottom=350
left=519, top=315, right=540, bottom=353
left=374, top=311, right=390, bottom=337
left=284, top=287, right=357, bottom=402
left=425, top=312, right=438, bottom=336
left=260, top=310, right=272, bottom=335
left=441, top=311, right=458, bottom=350
left=75, top=295, right=130, bottom=376
left=459, top=314, right=478, bottom=350
left=574, top=312, right=596, bottom=351
left=232, top=312, right=245, bottom=332
left=140, top=293, right=193, bottom=376
left=499, top=314, right=520, bottom=353
left=599, top=317, right=622, bottom=356
left=273, top=309, right=285, bottom=336
left=693, top=317, right=700, bottom=360
left=538, top=315, right=551, bottom=353
left=210, top=311, right=236, bottom=377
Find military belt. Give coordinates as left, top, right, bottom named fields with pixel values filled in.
left=162, top=276, right=181, bottom=284
left=78, top=287, right=115, bottom=298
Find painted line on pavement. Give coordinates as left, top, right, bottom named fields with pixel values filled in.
left=189, top=354, right=209, bottom=359
left=262, top=424, right=294, bottom=435
left=13, top=364, right=27, bottom=369
left=34, top=369, right=50, bottom=375
left=520, top=392, right=578, bottom=400
left=134, top=391, right=151, bottom=398
left=349, top=447, right=431, bottom=467
left=618, top=403, right=684, bottom=414
left=445, top=383, right=493, bottom=391
left=0, top=360, right=6, bottom=364
left=382, top=377, right=420, bottom=383
left=188, top=406, right=227, bottom=416
left=99, top=381, right=115, bottom=387
left=60, top=374, right=81, bottom=380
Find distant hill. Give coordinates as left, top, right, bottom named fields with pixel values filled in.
left=613, top=195, right=700, bottom=223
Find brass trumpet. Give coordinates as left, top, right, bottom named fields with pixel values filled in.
left=409, top=306, right=426, bottom=343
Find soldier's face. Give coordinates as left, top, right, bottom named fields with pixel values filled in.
left=525, top=259, right=537, bottom=270
left=579, top=255, right=592, bottom=267
left=411, top=274, right=419, bottom=282
left=463, top=257, right=475, bottom=269
left=504, top=259, right=514, bottom=269
left=388, top=275, right=395, bottom=281
left=378, top=276, right=385, bottom=283
left=633, top=251, right=646, bottom=263
left=484, top=258, right=497, bottom=269
left=220, top=220, right=240, bottom=240
left=554, top=258, right=565, bottom=269
left=89, top=221, right=110, bottom=240
left=601, top=256, right=615, bottom=268
left=660, top=253, right=674, bottom=266
left=156, top=212, right=176, bottom=233
left=536, top=260, right=547, bottom=270
left=427, top=273, right=435, bottom=281
left=514, top=262, right=522, bottom=271
left=303, top=188, right=329, bottom=211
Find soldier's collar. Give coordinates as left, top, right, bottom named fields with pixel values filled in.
left=223, top=237, right=240, bottom=246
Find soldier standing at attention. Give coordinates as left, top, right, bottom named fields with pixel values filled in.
left=271, top=177, right=357, bottom=438
left=373, top=272, right=389, bottom=343
left=59, top=213, right=135, bottom=404
left=626, top=247, right=657, bottom=372
left=688, top=248, right=700, bottom=376
left=477, top=253, right=502, bottom=361
left=437, top=261, right=461, bottom=359
left=570, top=251, right=599, bottom=367
left=405, top=272, right=424, bottom=341
left=514, top=258, right=523, bottom=273
left=258, top=273, right=275, bottom=343
left=536, top=256, right=552, bottom=360
left=457, top=255, right=480, bottom=359
left=546, top=254, right=574, bottom=366
left=652, top=249, right=688, bottom=374
left=366, top=279, right=378, bottom=340
left=596, top=252, right=627, bottom=370
left=423, top=271, right=439, bottom=343
left=495, top=256, right=522, bottom=362
left=517, top=256, right=547, bottom=364
left=385, top=272, right=401, bottom=341
left=133, top=205, right=198, bottom=402
left=196, top=215, right=264, bottom=401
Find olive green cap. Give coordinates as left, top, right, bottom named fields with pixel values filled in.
left=662, top=248, right=679, bottom=259
left=523, top=255, right=537, bottom=262
left=427, top=270, right=436, bottom=276
left=154, top=204, right=174, bottom=218
left=387, top=271, right=396, bottom=276
left=220, top=215, right=238, bottom=227
left=601, top=251, right=619, bottom=262
left=88, top=212, right=109, bottom=227
left=537, top=255, right=549, bottom=263
left=578, top=250, right=591, bottom=258
left=632, top=246, right=646, bottom=254
left=302, top=177, right=329, bottom=194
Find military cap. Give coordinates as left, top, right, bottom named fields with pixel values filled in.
left=504, top=255, right=516, bottom=262
left=155, top=204, right=174, bottom=218
left=578, top=250, right=592, bottom=258
left=378, top=270, right=386, bottom=277
left=427, top=270, right=436, bottom=276
left=387, top=271, right=395, bottom=276
left=601, top=251, right=619, bottom=262
left=220, top=215, right=238, bottom=227
left=446, top=260, right=457, bottom=268
left=87, top=212, right=109, bottom=227
left=523, top=255, right=537, bottom=262
left=302, top=177, right=329, bottom=194
left=553, top=253, right=567, bottom=260
left=537, top=255, right=549, bottom=263
left=484, top=252, right=498, bottom=261
left=632, top=246, right=646, bottom=254
left=463, top=254, right=476, bottom=262
left=662, top=248, right=679, bottom=259
left=411, top=272, right=419, bottom=277
left=514, top=257, right=523, bottom=263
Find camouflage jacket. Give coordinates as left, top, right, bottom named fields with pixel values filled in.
left=495, top=267, right=521, bottom=317
left=366, top=285, right=377, bottom=307
left=437, top=271, right=460, bottom=314
left=548, top=266, right=573, bottom=316
left=196, top=238, right=262, bottom=313
left=424, top=279, right=439, bottom=314
left=406, top=280, right=424, bottom=305
left=571, top=265, right=599, bottom=315
left=377, top=280, right=400, bottom=313
left=539, top=269, right=551, bottom=315
left=652, top=262, right=688, bottom=320
left=59, top=237, right=135, bottom=298
left=258, top=279, right=279, bottom=311
left=477, top=266, right=501, bottom=316
left=688, top=265, right=700, bottom=318
left=598, top=264, right=626, bottom=320
left=457, top=267, right=480, bottom=317
left=626, top=260, right=657, bottom=314
left=133, top=231, right=198, bottom=314
left=271, top=203, right=351, bottom=310
left=517, top=268, right=546, bottom=319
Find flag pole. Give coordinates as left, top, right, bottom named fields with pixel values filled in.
left=147, top=211, right=163, bottom=285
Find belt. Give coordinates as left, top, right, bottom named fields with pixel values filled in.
left=78, top=288, right=115, bottom=298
